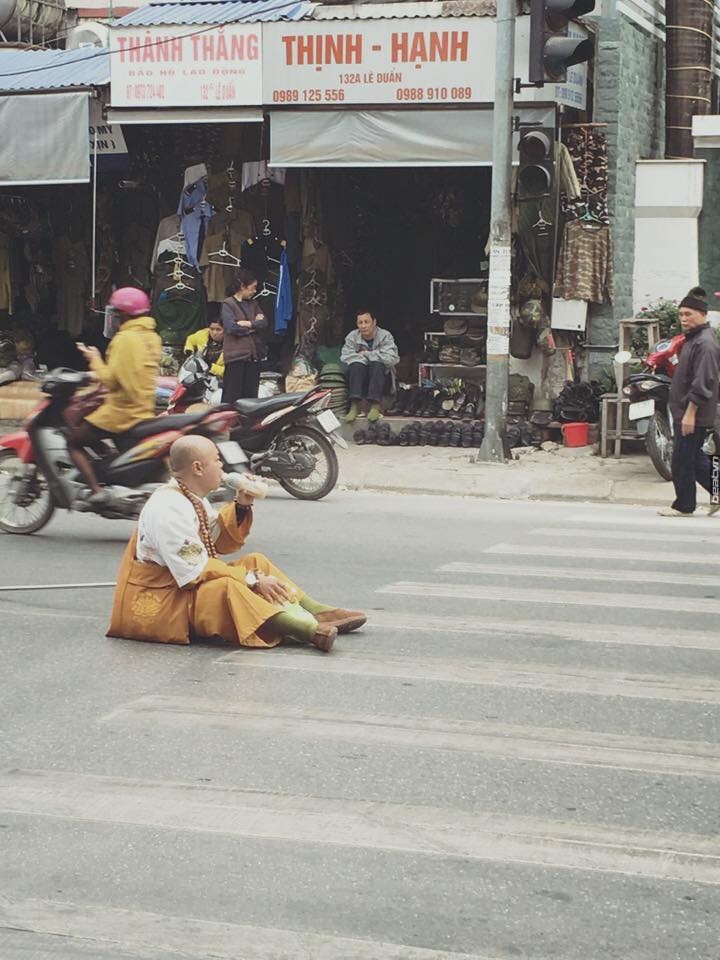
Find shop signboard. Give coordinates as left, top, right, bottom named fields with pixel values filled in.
left=109, top=24, right=263, bottom=107
left=262, top=18, right=495, bottom=106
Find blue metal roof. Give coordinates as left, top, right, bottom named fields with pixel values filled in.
left=0, top=48, right=110, bottom=92
left=116, top=0, right=314, bottom=26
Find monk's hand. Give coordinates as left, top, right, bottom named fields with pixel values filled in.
left=234, top=489, right=254, bottom=507
left=254, top=575, right=291, bottom=604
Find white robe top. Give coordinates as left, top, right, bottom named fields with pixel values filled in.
left=136, top=480, right=223, bottom=588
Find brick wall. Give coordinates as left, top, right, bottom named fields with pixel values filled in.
left=585, top=16, right=665, bottom=375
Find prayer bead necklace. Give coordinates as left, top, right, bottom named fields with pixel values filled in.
left=176, top=479, right=217, bottom=558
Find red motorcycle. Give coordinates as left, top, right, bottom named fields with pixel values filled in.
left=0, top=368, right=246, bottom=534
left=620, top=333, right=685, bottom=480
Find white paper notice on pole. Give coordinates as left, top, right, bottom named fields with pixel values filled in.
left=109, top=25, right=263, bottom=107
left=263, top=18, right=494, bottom=106
left=486, top=332, right=510, bottom=355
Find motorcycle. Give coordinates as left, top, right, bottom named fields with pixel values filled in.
left=167, top=360, right=346, bottom=501
left=165, top=354, right=223, bottom=411
left=0, top=368, right=247, bottom=535
left=618, top=332, right=685, bottom=480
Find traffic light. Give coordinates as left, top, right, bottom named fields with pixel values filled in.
left=528, top=0, right=596, bottom=85
left=517, top=127, right=555, bottom=201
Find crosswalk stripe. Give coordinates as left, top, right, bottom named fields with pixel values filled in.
left=104, top=696, right=720, bottom=779
left=484, top=543, right=719, bottom=565
left=530, top=527, right=718, bottom=545
left=377, top=580, right=720, bottom=615
left=370, top=610, right=720, bottom=651
left=0, top=897, right=493, bottom=960
left=439, top=561, right=720, bottom=587
left=2, top=769, right=718, bottom=884
left=565, top=512, right=720, bottom=529
left=214, top=648, right=720, bottom=704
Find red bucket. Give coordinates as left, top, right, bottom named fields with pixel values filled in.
left=561, top=421, right=589, bottom=447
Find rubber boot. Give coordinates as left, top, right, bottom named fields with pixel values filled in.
left=367, top=403, right=383, bottom=423
left=345, top=401, right=359, bottom=424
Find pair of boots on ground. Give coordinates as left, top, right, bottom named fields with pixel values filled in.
left=345, top=399, right=382, bottom=424
left=260, top=594, right=367, bottom=653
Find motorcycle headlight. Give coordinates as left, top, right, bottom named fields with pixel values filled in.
left=622, top=385, right=633, bottom=396
left=639, top=380, right=657, bottom=391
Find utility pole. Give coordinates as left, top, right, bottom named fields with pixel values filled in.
left=479, top=0, right=516, bottom=464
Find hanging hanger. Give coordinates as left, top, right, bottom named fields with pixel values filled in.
left=206, top=239, right=241, bottom=267
left=578, top=202, right=602, bottom=225
left=531, top=208, right=553, bottom=230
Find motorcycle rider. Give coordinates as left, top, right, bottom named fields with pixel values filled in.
left=72, top=287, right=161, bottom=505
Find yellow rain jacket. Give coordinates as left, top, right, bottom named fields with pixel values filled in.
left=184, top=328, right=225, bottom=378
left=87, top=315, right=162, bottom=433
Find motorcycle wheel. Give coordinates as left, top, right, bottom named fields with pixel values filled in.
left=274, top=426, right=339, bottom=501
left=0, top=449, right=56, bottom=534
left=645, top=412, right=673, bottom=481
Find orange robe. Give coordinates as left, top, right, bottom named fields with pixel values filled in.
left=107, top=503, right=300, bottom=646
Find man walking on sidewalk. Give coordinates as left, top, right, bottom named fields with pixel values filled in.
left=659, top=288, right=720, bottom=517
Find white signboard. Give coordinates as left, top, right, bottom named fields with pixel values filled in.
left=89, top=100, right=127, bottom=159
left=263, top=19, right=495, bottom=106
left=110, top=24, right=262, bottom=107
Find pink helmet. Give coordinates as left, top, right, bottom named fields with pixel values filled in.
left=109, top=286, right=151, bottom=317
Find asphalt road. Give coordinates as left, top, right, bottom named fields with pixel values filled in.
left=0, top=489, right=719, bottom=960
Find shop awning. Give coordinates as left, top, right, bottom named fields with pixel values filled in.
left=106, top=107, right=263, bottom=124
left=269, top=108, right=555, bottom=167
left=0, top=91, right=90, bottom=185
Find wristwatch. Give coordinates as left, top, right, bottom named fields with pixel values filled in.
left=245, top=571, right=259, bottom=589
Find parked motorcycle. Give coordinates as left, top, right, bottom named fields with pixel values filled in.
left=618, top=333, right=685, bottom=480
left=230, top=387, right=346, bottom=501
left=0, top=368, right=247, bottom=535
left=167, top=364, right=346, bottom=501
left=166, top=354, right=223, bottom=410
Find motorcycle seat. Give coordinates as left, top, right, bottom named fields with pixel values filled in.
left=234, top=392, right=308, bottom=417
left=124, top=411, right=210, bottom=439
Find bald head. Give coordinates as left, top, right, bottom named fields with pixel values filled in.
left=169, top=435, right=223, bottom=497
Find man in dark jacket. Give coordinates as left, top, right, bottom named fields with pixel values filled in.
left=659, top=289, right=720, bottom=516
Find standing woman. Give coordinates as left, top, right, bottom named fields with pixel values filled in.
left=220, top=269, right=267, bottom=402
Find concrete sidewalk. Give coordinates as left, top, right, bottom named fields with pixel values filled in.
left=336, top=442, right=681, bottom=506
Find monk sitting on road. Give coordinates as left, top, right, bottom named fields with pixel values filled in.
left=107, top=435, right=366, bottom=650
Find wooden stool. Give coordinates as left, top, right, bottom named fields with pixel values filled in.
left=618, top=317, right=662, bottom=357
left=600, top=393, right=638, bottom=458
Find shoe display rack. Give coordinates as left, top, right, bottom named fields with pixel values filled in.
left=421, top=278, right=488, bottom=386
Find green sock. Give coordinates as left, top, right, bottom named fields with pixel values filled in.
left=298, top=593, right=335, bottom=615
left=266, top=603, right=318, bottom=644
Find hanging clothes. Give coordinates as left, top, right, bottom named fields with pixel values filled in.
left=200, top=211, right=254, bottom=304
left=151, top=214, right=182, bottom=272
left=0, top=233, right=13, bottom=314
left=154, top=287, right=206, bottom=346
left=275, top=247, right=292, bottom=334
left=178, top=175, right=215, bottom=270
left=241, top=161, right=286, bottom=193
left=53, top=236, right=89, bottom=335
left=554, top=220, right=613, bottom=304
